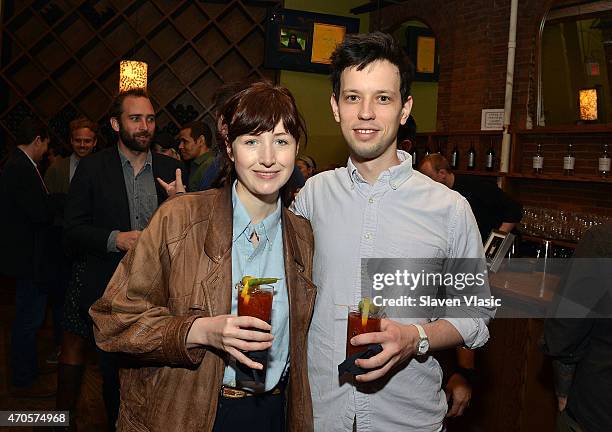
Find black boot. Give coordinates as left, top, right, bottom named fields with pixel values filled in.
left=55, top=363, right=85, bottom=431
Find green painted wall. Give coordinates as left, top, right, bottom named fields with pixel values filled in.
left=280, top=0, right=369, bottom=169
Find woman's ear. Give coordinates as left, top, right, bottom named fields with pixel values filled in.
left=225, top=141, right=234, bottom=162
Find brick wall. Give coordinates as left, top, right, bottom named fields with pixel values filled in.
left=378, top=0, right=612, bottom=217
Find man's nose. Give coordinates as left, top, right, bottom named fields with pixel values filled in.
left=358, top=99, right=375, bottom=120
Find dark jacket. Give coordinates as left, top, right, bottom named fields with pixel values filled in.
left=64, top=146, right=182, bottom=312
left=0, top=148, right=53, bottom=280
left=90, top=185, right=316, bottom=431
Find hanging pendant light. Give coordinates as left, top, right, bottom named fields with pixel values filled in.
left=119, top=60, right=147, bottom=92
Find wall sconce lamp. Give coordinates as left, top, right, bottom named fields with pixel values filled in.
left=579, top=88, right=598, bottom=121
left=119, top=60, right=148, bottom=92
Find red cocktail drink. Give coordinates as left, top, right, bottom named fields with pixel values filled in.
left=238, top=286, right=273, bottom=324
left=346, top=307, right=381, bottom=358
left=236, top=283, right=274, bottom=391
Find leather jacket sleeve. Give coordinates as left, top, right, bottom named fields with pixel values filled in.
left=89, top=204, right=207, bottom=367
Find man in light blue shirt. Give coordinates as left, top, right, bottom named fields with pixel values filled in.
left=291, top=32, right=495, bottom=432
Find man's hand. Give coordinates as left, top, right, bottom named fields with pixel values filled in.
left=351, top=319, right=419, bottom=382
left=445, top=373, right=472, bottom=417
left=187, top=315, right=273, bottom=370
left=557, top=396, right=567, bottom=412
left=157, top=168, right=186, bottom=197
left=116, top=230, right=141, bottom=251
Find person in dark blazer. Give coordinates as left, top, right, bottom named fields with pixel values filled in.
left=0, top=117, right=55, bottom=398
left=63, top=88, right=183, bottom=430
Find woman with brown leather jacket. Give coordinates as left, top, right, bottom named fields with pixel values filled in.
left=90, top=81, right=316, bottom=432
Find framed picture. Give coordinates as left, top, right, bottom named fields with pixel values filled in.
left=405, top=26, right=439, bottom=82
left=264, top=8, right=360, bottom=74
left=484, top=230, right=515, bottom=272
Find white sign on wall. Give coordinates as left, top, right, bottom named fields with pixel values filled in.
left=481, top=109, right=505, bottom=130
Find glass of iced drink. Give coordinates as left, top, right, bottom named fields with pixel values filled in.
left=346, top=300, right=382, bottom=358
left=236, top=278, right=275, bottom=391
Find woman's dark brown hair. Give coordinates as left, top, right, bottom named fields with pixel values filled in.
left=213, top=81, right=307, bottom=201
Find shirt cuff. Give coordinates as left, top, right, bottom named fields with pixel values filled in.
left=440, top=317, right=490, bottom=348
left=107, top=230, right=120, bottom=253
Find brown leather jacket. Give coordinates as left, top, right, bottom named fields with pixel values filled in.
left=90, top=186, right=316, bottom=432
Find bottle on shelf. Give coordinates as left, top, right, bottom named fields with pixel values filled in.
left=409, top=147, right=418, bottom=169
left=563, top=143, right=575, bottom=176
left=424, top=142, right=431, bottom=157
left=533, top=143, right=544, bottom=174
left=450, top=143, right=460, bottom=170
left=436, top=137, right=444, bottom=155
left=485, top=138, right=495, bottom=171
left=467, top=140, right=476, bottom=170
left=598, top=143, right=610, bottom=177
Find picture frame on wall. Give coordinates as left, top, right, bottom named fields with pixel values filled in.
left=264, top=8, right=360, bottom=74
left=405, top=26, right=439, bottom=82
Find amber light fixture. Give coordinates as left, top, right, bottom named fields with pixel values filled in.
left=119, top=60, right=147, bottom=92
left=579, top=88, right=598, bottom=121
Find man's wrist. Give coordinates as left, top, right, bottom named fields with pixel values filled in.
left=401, top=323, right=421, bottom=358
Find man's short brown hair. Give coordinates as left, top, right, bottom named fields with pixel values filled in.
left=419, top=153, right=452, bottom=173
left=109, top=88, right=150, bottom=120
left=69, top=117, right=97, bottom=136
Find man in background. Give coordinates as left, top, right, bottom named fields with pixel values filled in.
left=0, top=117, right=55, bottom=398
left=419, top=153, right=523, bottom=241
left=64, top=89, right=182, bottom=429
left=177, top=120, right=213, bottom=191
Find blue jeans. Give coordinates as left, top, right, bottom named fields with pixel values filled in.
left=10, top=279, right=48, bottom=387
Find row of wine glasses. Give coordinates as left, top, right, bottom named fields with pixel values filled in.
left=520, top=206, right=610, bottom=242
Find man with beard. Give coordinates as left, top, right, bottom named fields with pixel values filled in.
left=291, top=33, right=494, bottom=431
left=64, top=88, right=183, bottom=430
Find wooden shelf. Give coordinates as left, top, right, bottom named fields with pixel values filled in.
left=506, top=172, right=612, bottom=183
left=454, top=170, right=505, bottom=177
left=514, top=125, right=612, bottom=135
left=520, top=235, right=577, bottom=249
left=416, top=130, right=503, bottom=137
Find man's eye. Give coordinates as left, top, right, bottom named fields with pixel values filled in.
left=379, top=95, right=390, bottom=103
left=346, top=95, right=359, bottom=102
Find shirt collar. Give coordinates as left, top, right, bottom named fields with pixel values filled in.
left=118, top=146, right=153, bottom=168
left=231, top=180, right=281, bottom=245
left=193, top=151, right=213, bottom=167
left=18, top=147, right=37, bottom=167
left=70, top=153, right=79, bottom=165
left=346, top=150, right=413, bottom=190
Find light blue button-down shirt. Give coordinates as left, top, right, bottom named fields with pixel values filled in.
left=291, top=150, right=494, bottom=432
left=223, top=181, right=290, bottom=392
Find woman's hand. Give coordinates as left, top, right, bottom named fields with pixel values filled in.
left=187, top=315, right=273, bottom=369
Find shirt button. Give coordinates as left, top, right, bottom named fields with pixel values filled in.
left=390, top=183, right=397, bottom=189
left=364, top=233, right=371, bottom=240
left=368, top=197, right=374, bottom=204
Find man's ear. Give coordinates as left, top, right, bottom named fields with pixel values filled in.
left=197, top=135, right=207, bottom=150
left=330, top=94, right=340, bottom=123
left=110, top=117, right=120, bottom=133
left=399, top=96, right=414, bottom=125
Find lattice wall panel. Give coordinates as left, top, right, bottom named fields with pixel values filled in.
left=0, top=0, right=280, bottom=152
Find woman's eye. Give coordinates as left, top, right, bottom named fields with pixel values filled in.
left=276, top=139, right=289, bottom=146
left=244, top=139, right=257, bottom=146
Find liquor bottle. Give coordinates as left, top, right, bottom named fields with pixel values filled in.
left=563, top=143, right=575, bottom=176
left=436, top=138, right=444, bottom=155
left=599, top=143, right=610, bottom=177
left=532, top=143, right=543, bottom=174
left=485, top=139, right=495, bottom=171
left=409, top=147, right=418, bottom=168
left=450, top=144, right=460, bottom=170
left=467, top=141, right=476, bottom=170
left=424, top=143, right=431, bottom=157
